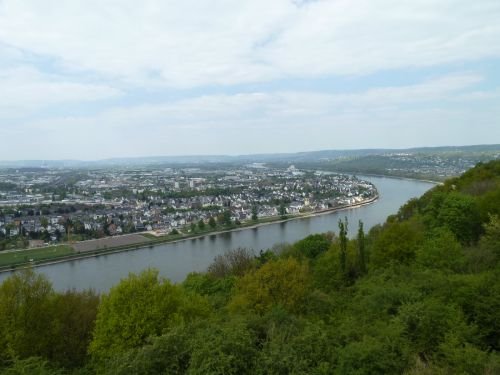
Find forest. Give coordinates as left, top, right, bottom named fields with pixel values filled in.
left=0, top=160, right=500, bottom=374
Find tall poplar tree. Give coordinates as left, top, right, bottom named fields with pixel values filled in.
left=358, top=220, right=366, bottom=274
left=338, top=217, right=348, bottom=274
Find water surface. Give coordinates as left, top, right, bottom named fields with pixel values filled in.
left=0, top=176, right=434, bottom=291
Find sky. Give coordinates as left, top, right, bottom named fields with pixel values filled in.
left=0, top=0, right=500, bottom=160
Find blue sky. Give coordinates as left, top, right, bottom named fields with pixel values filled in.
left=0, top=0, right=499, bottom=160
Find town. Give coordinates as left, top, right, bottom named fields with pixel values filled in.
left=0, top=165, right=377, bottom=250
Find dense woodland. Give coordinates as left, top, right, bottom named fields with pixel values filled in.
left=1, top=161, right=500, bottom=374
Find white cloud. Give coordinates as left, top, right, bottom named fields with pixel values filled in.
left=0, top=0, right=499, bottom=87
left=0, top=66, right=122, bottom=116
left=4, top=72, right=497, bottom=159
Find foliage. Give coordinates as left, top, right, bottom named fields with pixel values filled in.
left=436, top=193, right=482, bottom=245
left=0, top=269, right=53, bottom=365
left=182, top=272, right=236, bottom=309
left=207, top=248, right=255, bottom=278
left=0, top=357, right=65, bottom=375
left=415, top=228, right=464, bottom=272
left=100, top=325, right=193, bottom=375
left=208, top=217, right=216, bottom=229
left=49, top=290, right=99, bottom=368
left=371, top=220, right=424, bottom=266
left=293, top=233, right=331, bottom=259
left=255, top=319, right=336, bottom=374
left=188, top=318, right=257, bottom=375
left=0, top=269, right=99, bottom=371
left=89, top=269, right=210, bottom=364
left=229, top=258, right=310, bottom=314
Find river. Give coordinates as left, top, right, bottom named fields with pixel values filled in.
left=0, top=176, right=435, bottom=292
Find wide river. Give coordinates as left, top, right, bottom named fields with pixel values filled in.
left=0, top=176, right=435, bottom=292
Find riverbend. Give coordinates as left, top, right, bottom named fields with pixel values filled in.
left=0, top=176, right=435, bottom=291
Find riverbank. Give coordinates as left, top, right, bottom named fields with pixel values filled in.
left=0, top=195, right=378, bottom=273
left=326, top=171, right=443, bottom=185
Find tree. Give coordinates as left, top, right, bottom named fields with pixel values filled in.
left=40, top=217, right=49, bottom=231
left=0, top=357, right=65, bottom=375
left=293, top=234, right=331, bottom=259
left=0, top=269, right=54, bottom=364
left=198, top=219, right=206, bottom=230
left=208, top=217, right=217, bottom=229
left=230, top=258, right=310, bottom=314
left=396, top=298, right=466, bottom=357
left=338, top=217, right=348, bottom=274
left=190, top=223, right=197, bottom=233
left=100, top=326, right=193, bottom=375
left=279, top=203, right=287, bottom=219
left=207, top=248, right=255, bottom=278
left=89, top=269, right=210, bottom=364
left=437, top=193, right=482, bottom=245
left=49, top=290, right=100, bottom=368
left=220, top=210, right=232, bottom=226
left=478, top=214, right=500, bottom=256
left=415, top=228, right=464, bottom=271
left=256, top=320, right=336, bottom=374
left=358, top=220, right=366, bottom=274
left=251, top=205, right=259, bottom=221
left=371, top=220, right=423, bottom=267
left=188, top=319, right=257, bottom=375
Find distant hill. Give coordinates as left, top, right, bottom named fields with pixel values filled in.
left=0, top=144, right=499, bottom=168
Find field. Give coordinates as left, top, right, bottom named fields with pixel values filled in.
left=73, top=234, right=150, bottom=252
left=0, top=245, right=74, bottom=267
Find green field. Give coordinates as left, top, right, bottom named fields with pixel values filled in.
left=0, top=245, right=74, bottom=267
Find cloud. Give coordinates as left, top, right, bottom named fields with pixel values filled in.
left=0, top=2, right=498, bottom=159
left=3, top=72, right=497, bottom=159
left=0, top=0, right=499, bottom=87
left=0, top=66, right=122, bottom=117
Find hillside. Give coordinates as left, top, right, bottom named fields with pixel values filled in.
left=1, top=161, right=500, bottom=374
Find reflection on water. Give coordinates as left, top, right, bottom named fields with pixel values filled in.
left=0, top=176, right=435, bottom=292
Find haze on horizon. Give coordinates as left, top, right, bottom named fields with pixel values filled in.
left=1, top=0, right=499, bottom=161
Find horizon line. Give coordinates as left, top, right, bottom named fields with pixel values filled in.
left=0, top=143, right=499, bottom=164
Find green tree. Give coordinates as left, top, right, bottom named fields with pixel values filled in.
left=358, top=220, right=366, bottom=274
left=251, top=205, right=258, bottom=221
left=479, top=214, right=500, bottom=257
left=208, top=217, right=217, bottom=229
left=415, top=228, right=464, bottom=272
left=371, top=220, right=424, bottom=267
left=188, top=319, right=257, bottom=375
left=338, top=217, right=348, bottom=274
left=1, top=357, right=65, bottom=375
left=49, top=290, right=100, bottom=368
left=40, top=217, right=49, bottom=231
left=437, top=193, right=482, bottom=245
left=221, top=210, right=232, bottom=226
left=256, top=320, right=336, bottom=374
left=336, top=330, right=411, bottom=375
left=183, top=273, right=236, bottom=309
left=0, top=269, right=54, bottom=365
left=207, top=248, right=255, bottom=278
left=198, top=219, right=205, bottom=230
left=229, top=258, right=310, bottom=314
left=396, top=298, right=467, bottom=357
left=293, top=234, right=331, bottom=259
left=313, top=245, right=345, bottom=291
left=278, top=203, right=287, bottom=219
left=89, top=269, right=210, bottom=364
left=100, top=325, right=193, bottom=375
